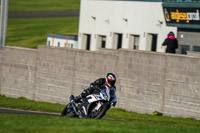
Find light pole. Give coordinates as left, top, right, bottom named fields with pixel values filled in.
left=0, top=0, right=9, bottom=50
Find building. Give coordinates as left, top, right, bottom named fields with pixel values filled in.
left=163, top=0, right=200, bottom=54
left=78, top=0, right=200, bottom=54
left=47, top=34, right=78, bottom=48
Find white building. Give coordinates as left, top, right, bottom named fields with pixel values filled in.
left=78, top=0, right=177, bottom=52
left=78, top=0, right=200, bottom=54
left=47, top=34, right=78, bottom=49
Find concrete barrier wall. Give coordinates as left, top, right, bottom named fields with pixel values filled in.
left=117, top=50, right=166, bottom=115
left=117, top=50, right=200, bottom=119
left=34, top=46, right=119, bottom=104
left=164, top=55, right=200, bottom=118
left=0, top=47, right=37, bottom=99
left=0, top=46, right=199, bottom=119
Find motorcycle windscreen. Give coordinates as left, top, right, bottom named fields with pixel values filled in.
left=100, top=89, right=110, bottom=101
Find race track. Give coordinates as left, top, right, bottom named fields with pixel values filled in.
left=0, top=107, right=60, bottom=116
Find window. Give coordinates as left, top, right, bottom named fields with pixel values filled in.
left=180, top=45, right=190, bottom=54
left=134, top=35, right=140, bottom=50
left=129, top=35, right=140, bottom=50
left=82, top=34, right=91, bottom=50
left=146, top=33, right=158, bottom=52
left=117, top=34, right=123, bottom=49
left=193, top=46, right=200, bottom=52
left=58, top=42, right=60, bottom=47
left=113, top=33, right=123, bottom=49
left=97, top=35, right=106, bottom=48
left=151, top=34, right=157, bottom=52
left=101, top=36, right=106, bottom=48
left=48, top=41, right=51, bottom=46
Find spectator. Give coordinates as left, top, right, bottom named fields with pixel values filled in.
left=162, top=31, right=178, bottom=53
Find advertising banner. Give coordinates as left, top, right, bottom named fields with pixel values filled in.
left=163, top=7, right=200, bottom=25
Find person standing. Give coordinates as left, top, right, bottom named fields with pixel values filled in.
left=162, top=31, right=178, bottom=54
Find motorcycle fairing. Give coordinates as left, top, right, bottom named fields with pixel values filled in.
left=87, top=94, right=103, bottom=103
left=86, top=87, right=111, bottom=103
left=70, top=95, right=75, bottom=102
left=81, top=87, right=111, bottom=116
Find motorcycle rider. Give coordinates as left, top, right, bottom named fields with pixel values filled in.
left=74, top=73, right=117, bottom=107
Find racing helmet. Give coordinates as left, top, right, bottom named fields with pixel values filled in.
left=105, top=73, right=116, bottom=87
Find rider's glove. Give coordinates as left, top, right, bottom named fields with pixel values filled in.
left=111, top=101, right=117, bottom=107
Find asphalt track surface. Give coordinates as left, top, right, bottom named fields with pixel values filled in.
left=0, top=107, right=60, bottom=116
left=8, top=11, right=79, bottom=18
left=0, top=107, right=127, bottom=122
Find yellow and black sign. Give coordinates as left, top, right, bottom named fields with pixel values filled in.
left=164, top=7, right=200, bottom=25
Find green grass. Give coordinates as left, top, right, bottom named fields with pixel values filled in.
left=8, top=0, right=80, bottom=12
left=4, top=0, right=80, bottom=48
left=0, top=95, right=200, bottom=133
left=106, top=109, right=200, bottom=128
left=7, top=17, right=79, bottom=48
left=0, top=95, right=65, bottom=113
left=0, top=114, right=199, bottom=133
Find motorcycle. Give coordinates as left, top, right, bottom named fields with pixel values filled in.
left=61, top=85, right=115, bottom=119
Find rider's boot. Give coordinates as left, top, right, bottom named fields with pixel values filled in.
left=74, top=88, right=92, bottom=103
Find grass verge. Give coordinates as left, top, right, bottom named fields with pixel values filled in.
left=0, top=94, right=200, bottom=133
left=7, top=17, right=79, bottom=48
left=0, top=95, right=65, bottom=113
left=0, top=114, right=199, bottom=133
left=8, top=0, right=80, bottom=12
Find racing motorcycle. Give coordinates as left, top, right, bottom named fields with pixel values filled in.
left=61, top=85, right=115, bottom=119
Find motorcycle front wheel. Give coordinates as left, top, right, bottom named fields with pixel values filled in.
left=61, top=104, right=76, bottom=117
left=88, top=103, right=110, bottom=119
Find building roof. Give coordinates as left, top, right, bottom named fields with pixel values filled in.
left=47, top=34, right=78, bottom=41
